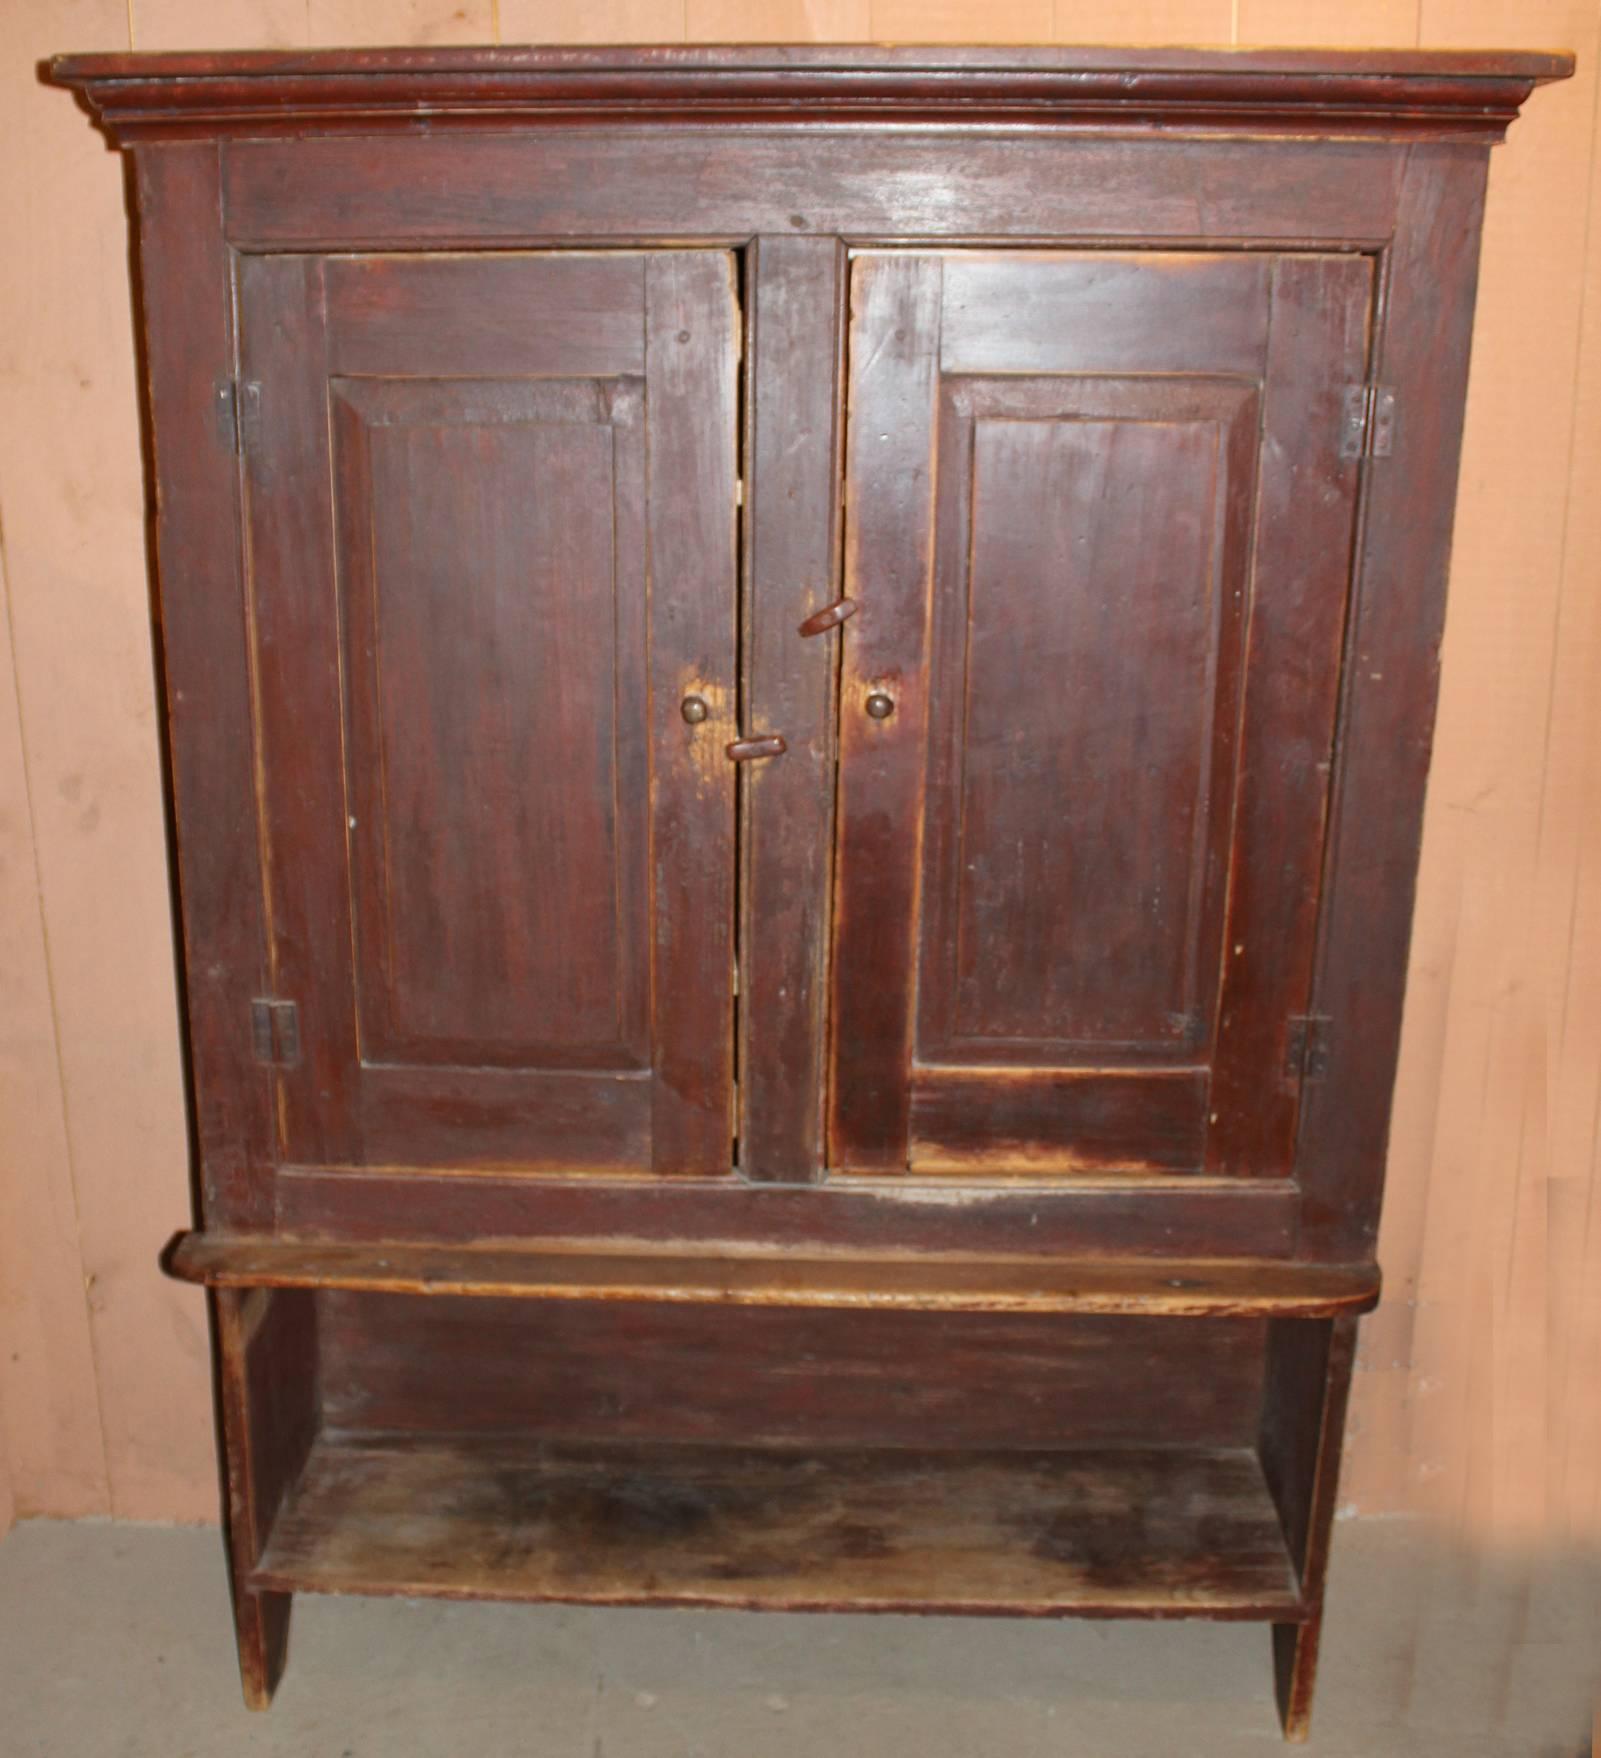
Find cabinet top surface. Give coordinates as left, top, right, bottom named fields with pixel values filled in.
left=51, top=42, right=1572, bottom=145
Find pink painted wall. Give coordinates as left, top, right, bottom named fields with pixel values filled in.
left=0, top=0, right=1596, bottom=1546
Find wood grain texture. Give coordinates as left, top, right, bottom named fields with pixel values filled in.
left=9, top=3, right=1589, bottom=1600
left=214, top=1288, right=319, bottom=1709
left=1052, top=0, right=1234, bottom=44
left=913, top=372, right=1259, bottom=1077
left=308, top=0, right=493, bottom=48
left=0, top=520, right=108, bottom=1520
left=498, top=0, right=687, bottom=43
left=1204, top=253, right=1372, bottom=1179
left=643, top=251, right=741, bottom=1175
left=216, top=132, right=1411, bottom=250
left=275, top=1167, right=1303, bottom=1258
left=236, top=248, right=736, bottom=1180
left=111, top=150, right=273, bottom=1529
left=841, top=250, right=1367, bottom=1183
left=52, top=44, right=1571, bottom=145
left=1340, top=0, right=1601, bottom=1546
left=167, top=1232, right=1382, bottom=1316
left=689, top=0, right=871, bottom=38
left=318, top=1295, right=1269, bottom=1448
left=828, top=252, right=942, bottom=1171
left=0, top=0, right=213, bottom=1526
left=738, top=235, right=847, bottom=1183
left=254, top=1433, right=1306, bottom=1620
left=1260, top=1314, right=1359, bottom=1741
left=1292, top=146, right=1493, bottom=1260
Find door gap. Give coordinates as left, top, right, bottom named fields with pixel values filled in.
left=731, top=243, right=752, bottom=1176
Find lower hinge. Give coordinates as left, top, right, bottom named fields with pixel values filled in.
left=251, top=997, right=301, bottom=1066
left=1340, top=384, right=1396, bottom=461
left=214, top=377, right=263, bottom=455
left=1285, top=1013, right=1333, bottom=1082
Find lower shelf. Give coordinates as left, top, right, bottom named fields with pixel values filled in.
left=253, top=1433, right=1307, bottom=1623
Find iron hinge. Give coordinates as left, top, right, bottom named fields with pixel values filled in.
left=251, top=997, right=300, bottom=1067
left=1285, top=1014, right=1333, bottom=1083
left=1340, top=384, right=1396, bottom=461
left=214, top=377, right=262, bottom=455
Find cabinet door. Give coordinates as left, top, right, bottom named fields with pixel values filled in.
left=829, top=251, right=1371, bottom=1178
left=239, top=252, right=739, bottom=1176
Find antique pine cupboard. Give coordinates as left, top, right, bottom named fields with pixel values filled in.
left=54, top=42, right=1571, bottom=1740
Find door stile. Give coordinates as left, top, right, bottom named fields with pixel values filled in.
left=827, top=253, right=944, bottom=1172
left=1204, top=254, right=1373, bottom=1178
left=738, top=235, right=850, bottom=1183
left=238, top=252, right=363, bottom=1170
left=644, top=252, right=743, bottom=1173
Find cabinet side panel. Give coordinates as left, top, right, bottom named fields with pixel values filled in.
left=133, top=143, right=272, bottom=1229
left=1295, top=144, right=1492, bottom=1259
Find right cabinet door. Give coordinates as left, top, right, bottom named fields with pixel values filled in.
left=829, top=250, right=1373, bottom=1179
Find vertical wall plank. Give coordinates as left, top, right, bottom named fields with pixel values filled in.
left=1055, top=0, right=1231, bottom=41
left=873, top=0, right=1053, bottom=42
left=16, top=0, right=1601, bottom=1548
left=1, top=0, right=214, bottom=1523
left=1339, top=0, right=1601, bottom=1543
left=133, top=0, right=306, bottom=49
left=0, top=0, right=125, bottom=1524
left=1235, top=0, right=1420, bottom=46
left=498, top=0, right=686, bottom=42
left=688, top=0, right=870, bottom=38
left=0, top=524, right=109, bottom=1520
left=310, top=0, right=494, bottom=46
left=1527, top=11, right=1601, bottom=1549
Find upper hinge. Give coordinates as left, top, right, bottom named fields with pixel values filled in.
left=251, top=997, right=301, bottom=1067
left=1285, top=1013, right=1333, bottom=1083
left=214, top=377, right=263, bottom=456
left=1340, top=383, right=1396, bottom=461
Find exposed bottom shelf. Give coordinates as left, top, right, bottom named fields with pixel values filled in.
left=253, top=1433, right=1307, bottom=1622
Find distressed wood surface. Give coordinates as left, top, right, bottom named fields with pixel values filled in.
left=835, top=250, right=1369, bottom=1185
left=274, top=1168, right=1303, bottom=1259
left=6, top=27, right=1588, bottom=1758
left=52, top=44, right=1572, bottom=144
left=236, top=248, right=737, bottom=1181
left=167, top=1232, right=1381, bottom=1316
left=738, top=234, right=846, bottom=1184
left=1260, top=1313, right=1359, bottom=1740
left=213, top=132, right=1413, bottom=250
left=254, top=1433, right=1306, bottom=1619
left=214, top=1287, right=319, bottom=1709
left=317, top=1296, right=1269, bottom=1449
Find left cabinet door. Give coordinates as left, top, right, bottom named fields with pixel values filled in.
left=238, top=251, right=740, bottom=1177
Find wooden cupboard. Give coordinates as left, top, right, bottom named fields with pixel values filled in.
left=53, top=43, right=1572, bottom=1739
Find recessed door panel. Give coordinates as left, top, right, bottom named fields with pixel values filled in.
left=923, top=379, right=1259, bottom=1065
left=241, top=251, right=739, bottom=1176
left=830, top=250, right=1372, bottom=1179
left=332, top=377, right=647, bottom=1072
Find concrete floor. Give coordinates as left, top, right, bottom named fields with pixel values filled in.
left=0, top=1517, right=1594, bottom=1756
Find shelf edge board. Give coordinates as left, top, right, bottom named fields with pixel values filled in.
left=166, top=1230, right=1381, bottom=1317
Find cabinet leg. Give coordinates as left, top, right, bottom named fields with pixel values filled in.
left=232, top=1584, right=293, bottom=1711
left=1272, top=1615, right=1323, bottom=1743
left=1259, top=1312, right=1359, bottom=1743
left=213, top=1288, right=319, bottom=1711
